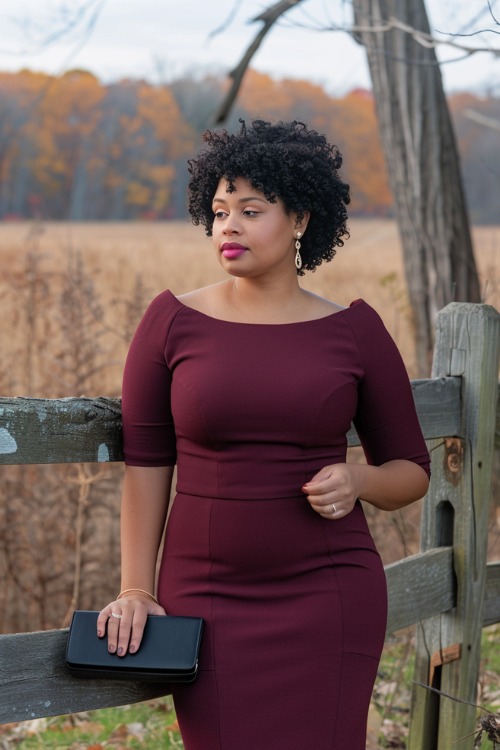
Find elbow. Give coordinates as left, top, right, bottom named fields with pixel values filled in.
left=392, top=465, right=430, bottom=510
left=368, top=461, right=430, bottom=512
left=415, top=464, right=430, bottom=500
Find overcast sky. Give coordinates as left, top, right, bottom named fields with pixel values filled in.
left=0, top=0, right=498, bottom=95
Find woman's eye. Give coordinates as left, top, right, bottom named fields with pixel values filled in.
left=243, top=209, right=259, bottom=217
left=213, top=210, right=227, bottom=219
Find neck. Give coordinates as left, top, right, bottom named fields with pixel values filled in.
left=226, top=275, right=306, bottom=322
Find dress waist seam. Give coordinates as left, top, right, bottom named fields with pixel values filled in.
left=174, top=490, right=304, bottom=502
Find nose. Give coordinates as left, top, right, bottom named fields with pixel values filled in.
left=222, top=213, right=242, bottom=235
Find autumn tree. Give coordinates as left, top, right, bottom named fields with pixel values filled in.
left=0, top=71, right=196, bottom=220
left=324, top=89, right=392, bottom=216
left=0, top=68, right=497, bottom=230
left=35, top=70, right=105, bottom=219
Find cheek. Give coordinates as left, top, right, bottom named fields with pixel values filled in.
left=211, top=224, right=221, bottom=245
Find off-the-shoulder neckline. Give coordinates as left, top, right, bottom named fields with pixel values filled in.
left=166, top=290, right=366, bottom=327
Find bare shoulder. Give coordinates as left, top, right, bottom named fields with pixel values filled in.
left=177, top=282, right=229, bottom=316
left=302, top=290, right=346, bottom=319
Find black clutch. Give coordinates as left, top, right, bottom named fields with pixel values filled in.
left=66, top=610, right=204, bottom=683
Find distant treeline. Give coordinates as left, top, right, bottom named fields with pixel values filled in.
left=0, top=68, right=498, bottom=223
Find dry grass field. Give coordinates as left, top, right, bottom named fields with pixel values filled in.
left=1, top=218, right=498, bottom=388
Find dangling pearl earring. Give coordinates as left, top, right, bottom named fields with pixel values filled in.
left=294, top=232, right=302, bottom=270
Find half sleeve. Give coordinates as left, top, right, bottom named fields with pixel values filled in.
left=121, top=292, right=177, bottom=466
left=349, top=304, right=430, bottom=477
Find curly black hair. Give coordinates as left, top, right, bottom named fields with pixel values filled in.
left=187, top=119, right=350, bottom=275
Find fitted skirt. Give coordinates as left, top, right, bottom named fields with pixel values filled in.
left=157, top=493, right=387, bottom=750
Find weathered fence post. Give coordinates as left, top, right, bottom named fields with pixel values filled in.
left=408, top=303, right=500, bottom=750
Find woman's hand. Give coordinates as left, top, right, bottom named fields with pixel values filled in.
left=302, top=463, right=359, bottom=520
left=97, top=593, right=166, bottom=656
left=99, top=465, right=174, bottom=656
left=302, top=459, right=430, bottom=516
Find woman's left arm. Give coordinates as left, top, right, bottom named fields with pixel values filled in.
left=303, top=459, right=429, bottom=519
left=304, top=303, right=431, bottom=520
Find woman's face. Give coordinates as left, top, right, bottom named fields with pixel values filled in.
left=211, top=177, right=306, bottom=279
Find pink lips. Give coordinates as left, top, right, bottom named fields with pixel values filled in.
left=221, top=242, right=248, bottom=259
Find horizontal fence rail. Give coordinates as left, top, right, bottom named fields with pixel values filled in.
left=0, top=629, right=170, bottom=723
left=0, top=377, right=464, bottom=465
left=0, top=396, right=123, bottom=465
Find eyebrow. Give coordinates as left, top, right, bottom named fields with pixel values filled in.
left=212, top=195, right=268, bottom=205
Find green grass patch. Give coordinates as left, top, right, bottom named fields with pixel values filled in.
left=3, top=697, right=184, bottom=749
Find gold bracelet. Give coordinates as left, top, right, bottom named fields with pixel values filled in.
left=118, top=588, right=159, bottom=604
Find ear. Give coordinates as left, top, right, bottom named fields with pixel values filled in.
left=293, top=211, right=310, bottom=235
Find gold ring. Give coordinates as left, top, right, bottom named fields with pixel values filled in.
left=111, top=612, right=122, bottom=619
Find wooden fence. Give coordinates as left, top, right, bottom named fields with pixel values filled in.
left=0, top=301, right=499, bottom=749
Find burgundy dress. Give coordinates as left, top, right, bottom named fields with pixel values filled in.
left=122, top=290, right=430, bottom=750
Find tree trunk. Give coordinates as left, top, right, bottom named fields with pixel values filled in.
left=353, top=0, right=481, bottom=374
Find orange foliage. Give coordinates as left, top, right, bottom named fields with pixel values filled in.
left=0, top=70, right=494, bottom=221
left=0, top=70, right=195, bottom=219
left=327, top=90, right=392, bottom=215
left=0, top=67, right=495, bottom=221
left=240, top=70, right=298, bottom=120
left=137, top=83, right=194, bottom=160
left=0, top=68, right=392, bottom=220
left=237, top=73, right=392, bottom=216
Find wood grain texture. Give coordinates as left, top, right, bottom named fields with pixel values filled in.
left=0, top=397, right=123, bottom=464
left=483, top=562, right=500, bottom=628
left=0, top=629, right=170, bottom=723
left=385, top=547, right=455, bottom=634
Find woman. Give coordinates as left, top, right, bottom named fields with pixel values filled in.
left=98, top=119, right=430, bottom=749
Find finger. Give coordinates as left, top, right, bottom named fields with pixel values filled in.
left=302, top=467, right=333, bottom=490
left=308, top=496, right=341, bottom=516
left=322, top=502, right=355, bottom=520
left=303, top=477, right=339, bottom=497
left=106, top=608, right=125, bottom=653
left=115, top=612, right=133, bottom=656
left=306, top=491, right=341, bottom=515
left=329, top=502, right=340, bottom=517
left=311, top=499, right=339, bottom=515
left=116, top=601, right=165, bottom=655
left=128, top=609, right=148, bottom=654
left=96, top=609, right=110, bottom=638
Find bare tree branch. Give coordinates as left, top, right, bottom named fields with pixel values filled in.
left=208, top=0, right=246, bottom=41
left=412, top=680, right=491, bottom=712
left=212, top=0, right=500, bottom=125
left=213, top=0, right=306, bottom=124
left=464, top=108, right=500, bottom=131
left=0, top=0, right=107, bottom=56
left=487, top=0, right=500, bottom=26
left=350, top=16, right=500, bottom=56
left=436, top=27, right=500, bottom=39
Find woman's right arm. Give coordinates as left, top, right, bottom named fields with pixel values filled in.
left=97, top=464, right=175, bottom=656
